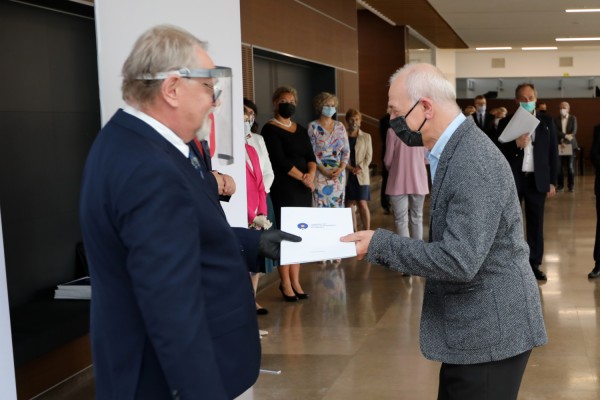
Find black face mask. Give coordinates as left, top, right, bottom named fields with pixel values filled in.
left=278, top=103, right=296, bottom=119
left=389, top=100, right=426, bottom=147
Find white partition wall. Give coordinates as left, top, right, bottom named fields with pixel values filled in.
left=94, top=0, right=247, bottom=226
left=0, top=210, right=17, bottom=400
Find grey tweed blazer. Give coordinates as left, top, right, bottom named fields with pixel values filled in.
left=367, top=117, right=547, bottom=365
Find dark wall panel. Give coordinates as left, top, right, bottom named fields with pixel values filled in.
left=0, top=1, right=100, bottom=307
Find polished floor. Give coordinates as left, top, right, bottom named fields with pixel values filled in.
left=37, top=174, right=600, bottom=399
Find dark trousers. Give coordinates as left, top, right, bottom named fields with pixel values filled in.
left=437, top=350, right=531, bottom=400
left=557, top=155, right=574, bottom=190
left=380, top=168, right=390, bottom=211
left=594, top=177, right=600, bottom=265
left=519, top=173, right=546, bottom=266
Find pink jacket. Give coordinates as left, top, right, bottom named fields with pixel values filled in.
left=246, top=143, right=267, bottom=225
left=384, top=128, right=429, bottom=195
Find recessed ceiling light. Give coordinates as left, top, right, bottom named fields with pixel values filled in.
left=565, top=8, right=600, bottom=12
left=522, top=47, right=558, bottom=51
left=556, top=37, right=600, bottom=41
left=475, top=47, right=512, bottom=51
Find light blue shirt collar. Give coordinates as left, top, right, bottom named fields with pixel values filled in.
left=427, top=113, right=466, bottom=183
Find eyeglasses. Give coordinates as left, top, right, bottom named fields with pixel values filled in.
left=135, top=66, right=231, bottom=80
left=136, top=66, right=231, bottom=104
left=201, top=82, right=222, bottom=104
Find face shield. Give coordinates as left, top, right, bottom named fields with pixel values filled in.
left=136, top=66, right=234, bottom=165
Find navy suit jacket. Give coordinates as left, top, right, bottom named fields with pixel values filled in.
left=499, top=111, right=558, bottom=194
left=80, top=109, right=261, bottom=399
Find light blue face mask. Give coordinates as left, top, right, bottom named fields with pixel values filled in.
left=519, top=101, right=536, bottom=113
left=322, top=106, right=336, bottom=117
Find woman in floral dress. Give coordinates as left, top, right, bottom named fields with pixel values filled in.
left=307, top=92, right=350, bottom=208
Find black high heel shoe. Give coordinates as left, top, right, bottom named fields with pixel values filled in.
left=279, top=285, right=298, bottom=302
left=292, top=287, right=309, bottom=300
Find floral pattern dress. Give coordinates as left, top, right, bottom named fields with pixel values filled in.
left=308, top=120, right=350, bottom=208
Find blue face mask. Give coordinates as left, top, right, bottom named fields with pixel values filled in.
left=322, top=106, right=336, bottom=118
left=519, top=101, right=536, bottom=113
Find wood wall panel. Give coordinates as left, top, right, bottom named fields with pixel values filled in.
left=336, top=70, right=360, bottom=117
left=240, top=0, right=358, bottom=71
left=357, top=10, right=408, bottom=170
left=299, top=0, right=357, bottom=29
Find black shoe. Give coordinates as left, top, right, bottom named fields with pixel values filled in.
left=292, top=287, right=309, bottom=300
left=568, top=188, right=574, bottom=192
left=532, top=267, right=547, bottom=281
left=588, top=266, right=600, bottom=279
left=257, top=307, right=269, bottom=315
left=279, top=285, right=298, bottom=302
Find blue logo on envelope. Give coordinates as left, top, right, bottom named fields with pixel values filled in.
left=297, top=223, right=308, bottom=230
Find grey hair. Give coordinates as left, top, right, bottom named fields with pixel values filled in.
left=389, top=63, right=458, bottom=110
left=121, top=25, right=207, bottom=105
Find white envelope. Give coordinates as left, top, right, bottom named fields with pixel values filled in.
left=280, top=207, right=357, bottom=265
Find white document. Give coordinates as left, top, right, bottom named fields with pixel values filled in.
left=280, top=207, right=357, bottom=264
left=497, top=106, right=540, bottom=143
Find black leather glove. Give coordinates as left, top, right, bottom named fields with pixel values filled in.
left=258, top=229, right=302, bottom=259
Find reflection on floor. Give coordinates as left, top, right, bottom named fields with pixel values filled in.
left=38, top=174, right=600, bottom=399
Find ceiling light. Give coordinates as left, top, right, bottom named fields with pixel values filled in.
left=475, top=47, right=512, bottom=51
left=556, top=37, right=600, bottom=41
left=522, top=47, right=558, bottom=51
left=565, top=8, right=600, bottom=12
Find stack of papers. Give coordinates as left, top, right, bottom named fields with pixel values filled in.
left=54, top=276, right=91, bottom=300
left=498, top=106, right=540, bottom=143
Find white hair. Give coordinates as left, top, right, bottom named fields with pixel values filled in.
left=389, top=63, right=458, bottom=110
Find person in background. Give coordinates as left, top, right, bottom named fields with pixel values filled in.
left=379, top=113, right=392, bottom=214
left=487, top=106, right=507, bottom=145
left=498, top=83, right=558, bottom=281
left=589, top=123, right=600, bottom=279
left=244, top=99, right=275, bottom=320
left=344, top=108, right=373, bottom=231
left=79, top=25, right=300, bottom=399
left=463, top=105, right=476, bottom=117
left=262, top=86, right=316, bottom=302
left=537, top=102, right=548, bottom=114
left=473, top=94, right=494, bottom=136
left=342, top=63, right=547, bottom=400
left=308, top=92, right=350, bottom=208
left=384, top=126, right=429, bottom=242
left=553, top=101, right=578, bottom=192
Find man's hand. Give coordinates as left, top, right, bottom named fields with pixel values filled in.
left=515, top=133, right=531, bottom=149
left=340, top=230, right=375, bottom=260
left=548, top=184, right=556, bottom=199
left=258, top=229, right=302, bottom=259
left=211, top=172, right=236, bottom=197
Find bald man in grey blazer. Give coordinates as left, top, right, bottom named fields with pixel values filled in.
left=342, top=63, right=547, bottom=400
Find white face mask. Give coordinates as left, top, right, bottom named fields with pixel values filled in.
left=560, top=109, right=568, bottom=117
left=476, top=105, right=486, bottom=114
left=244, top=121, right=252, bottom=136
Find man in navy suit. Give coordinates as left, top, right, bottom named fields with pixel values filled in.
left=472, top=94, right=494, bottom=138
left=499, top=83, right=558, bottom=281
left=80, top=25, right=299, bottom=399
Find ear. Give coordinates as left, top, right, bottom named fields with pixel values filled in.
left=160, top=76, right=181, bottom=108
left=421, top=97, right=434, bottom=119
